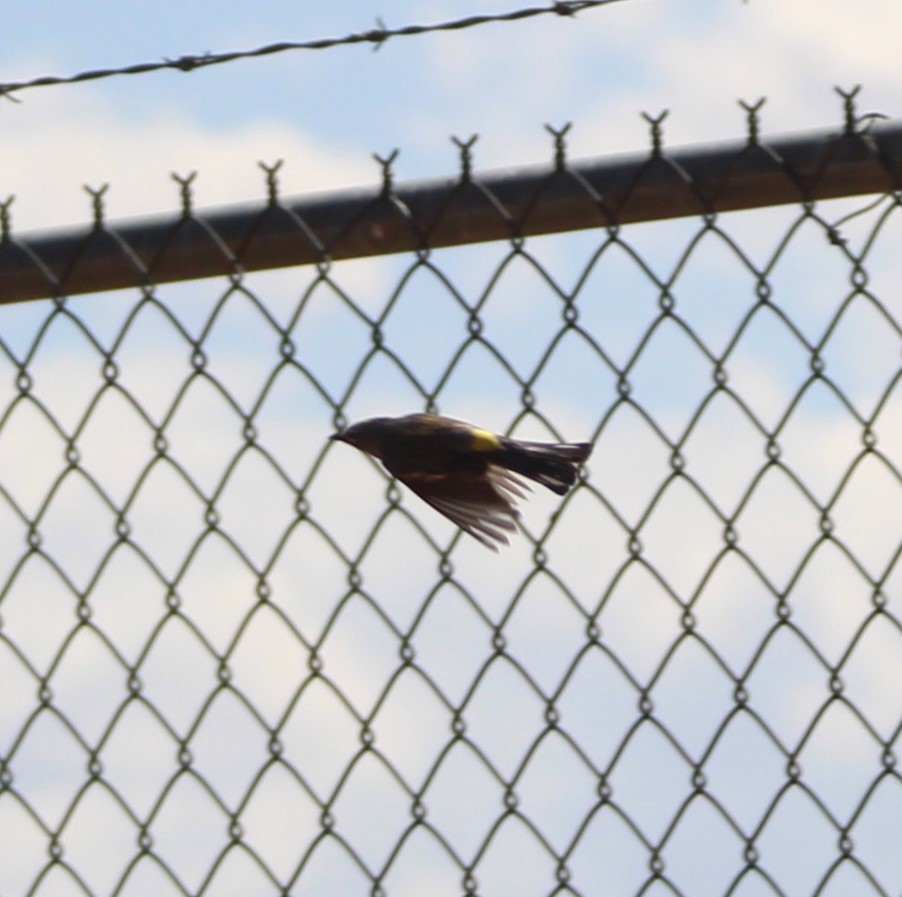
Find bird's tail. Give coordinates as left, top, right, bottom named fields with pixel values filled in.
left=497, top=439, right=592, bottom=495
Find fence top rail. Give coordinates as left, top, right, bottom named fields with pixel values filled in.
left=2, top=119, right=901, bottom=304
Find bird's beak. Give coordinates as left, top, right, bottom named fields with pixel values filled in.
left=329, top=432, right=346, bottom=443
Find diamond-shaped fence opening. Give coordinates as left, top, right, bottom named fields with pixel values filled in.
left=0, top=110, right=900, bottom=897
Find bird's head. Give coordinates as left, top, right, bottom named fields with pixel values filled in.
left=329, top=417, right=390, bottom=459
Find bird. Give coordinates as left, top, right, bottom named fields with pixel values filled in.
left=330, top=412, right=592, bottom=549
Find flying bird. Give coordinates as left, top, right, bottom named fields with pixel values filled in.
left=330, top=412, right=591, bottom=549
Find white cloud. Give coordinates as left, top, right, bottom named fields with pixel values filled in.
left=0, top=89, right=373, bottom=232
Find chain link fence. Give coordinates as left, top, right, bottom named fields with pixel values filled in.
left=0, top=101, right=900, bottom=897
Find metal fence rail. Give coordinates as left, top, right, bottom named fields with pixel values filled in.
left=3, top=107, right=902, bottom=305
left=0, top=98, right=900, bottom=897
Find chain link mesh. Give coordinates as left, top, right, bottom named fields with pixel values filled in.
left=0, top=118, right=900, bottom=897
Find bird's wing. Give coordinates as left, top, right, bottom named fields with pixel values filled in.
left=396, top=466, right=530, bottom=550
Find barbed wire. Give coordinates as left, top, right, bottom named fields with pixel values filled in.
left=0, top=0, right=629, bottom=104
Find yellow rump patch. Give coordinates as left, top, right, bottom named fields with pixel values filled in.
left=470, top=428, right=502, bottom=451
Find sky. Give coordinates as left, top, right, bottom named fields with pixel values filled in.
left=0, top=3, right=900, bottom=897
